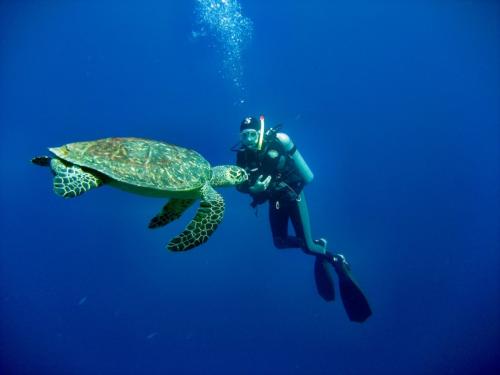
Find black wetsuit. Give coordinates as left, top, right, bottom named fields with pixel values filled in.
left=236, top=131, right=373, bottom=322
left=236, top=132, right=325, bottom=256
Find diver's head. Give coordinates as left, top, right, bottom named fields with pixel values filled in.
left=240, top=116, right=261, bottom=149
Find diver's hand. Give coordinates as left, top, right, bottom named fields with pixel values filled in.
left=249, top=175, right=271, bottom=194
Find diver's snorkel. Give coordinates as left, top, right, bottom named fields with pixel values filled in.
left=257, top=115, right=265, bottom=150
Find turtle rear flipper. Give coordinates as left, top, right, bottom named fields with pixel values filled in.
left=50, top=159, right=103, bottom=198
left=148, top=198, right=196, bottom=229
left=167, top=184, right=225, bottom=251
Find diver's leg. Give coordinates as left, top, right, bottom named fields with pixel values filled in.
left=288, top=192, right=336, bottom=301
left=291, top=192, right=372, bottom=320
left=269, top=199, right=303, bottom=249
left=290, top=192, right=327, bottom=255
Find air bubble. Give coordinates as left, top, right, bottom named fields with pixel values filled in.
left=195, top=0, right=253, bottom=99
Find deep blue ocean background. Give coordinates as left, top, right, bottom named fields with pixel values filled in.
left=1, top=1, right=499, bottom=374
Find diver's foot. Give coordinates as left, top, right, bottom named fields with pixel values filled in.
left=330, top=253, right=351, bottom=272
left=313, top=238, right=328, bottom=250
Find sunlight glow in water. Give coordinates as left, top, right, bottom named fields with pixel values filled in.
left=195, top=0, right=253, bottom=98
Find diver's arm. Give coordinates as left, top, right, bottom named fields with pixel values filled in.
left=276, top=132, right=314, bottom=184
left=235, top=151, right=271, bottom=198
left=237, top=174, right=271, bottom=207
left=249, top=175, right=271, bottom=193
left=236, top=183, right=250, bottom=193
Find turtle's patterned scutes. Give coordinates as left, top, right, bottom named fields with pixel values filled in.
left=49, top=137, right=211, bottom=192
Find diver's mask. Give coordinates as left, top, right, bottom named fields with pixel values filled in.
left=240, top=129, right=260, bottom=149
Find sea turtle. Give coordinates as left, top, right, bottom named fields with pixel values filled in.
left=32, top=137, right=248, bottom=251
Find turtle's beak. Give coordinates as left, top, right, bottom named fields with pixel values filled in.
left=227, top=166, right=247, bottom=185
left=233, top=168, right=248, bottom=185
left=239, top=169, right=249, bottom=184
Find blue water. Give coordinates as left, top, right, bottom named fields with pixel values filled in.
left=1, top=1, right=499, bottom=374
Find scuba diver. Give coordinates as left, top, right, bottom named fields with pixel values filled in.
left=233, top=115, right=372, bottom=323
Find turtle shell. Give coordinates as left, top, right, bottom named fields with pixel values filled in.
left=49, top=137, right=211, bottom=192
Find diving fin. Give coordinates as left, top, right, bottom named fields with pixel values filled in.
left=314, top=256, right=335, bottom=301
left=333, top=255, right=372, bottom=323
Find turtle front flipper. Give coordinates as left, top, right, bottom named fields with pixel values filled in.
left=148, top=198, right=196, bottom=229
left=167, top=183, right=225, bottom=251
left=50, top=158, right=103, bottom=198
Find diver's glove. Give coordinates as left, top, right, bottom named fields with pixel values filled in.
left=249, top=175, right=271, bottom=194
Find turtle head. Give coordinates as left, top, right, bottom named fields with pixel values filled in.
left=211, top=165, right=248, bottom=188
